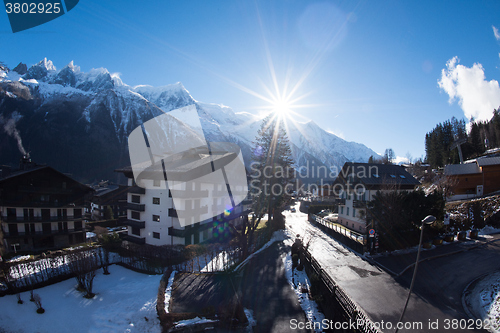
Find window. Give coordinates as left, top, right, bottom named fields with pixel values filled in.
left=153, top=197, right=160, bottom=205
left=132, top=227, right=140, bottom=236
left=347, top=207, right=350, bottom=216
left=390, top=174, right=396, bottom=178
left=153, top=214, right=160, bottom=222
left=153, top=232, right=160, bottom=239
left=74, top=221, right=82, bottom=230
left=340, top=206, right=344, bottom=215
left=153, top=179, right=161, bottom=187
left=399, top=175, right=406, bottom=179
left=74, top=209, right=82, bottom=218
left=131, top=211, right=140, bottom=220
left=373, top=174, right=380, bottom=178
left=7, top=208, right=17, bottom=220
left=131, top=195, right=140, bottom=203
left=353, top=209, right=356, bottom=218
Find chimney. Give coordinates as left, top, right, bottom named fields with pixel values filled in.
left=19, top=153, right=35, bottom=171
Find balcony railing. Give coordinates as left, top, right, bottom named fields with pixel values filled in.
left=335, top=198, right=346, bottom=205
left=122, top=234, right=146, bottom=245
left=168, top=227, right=185, bottom=237
left=3, top=228, right=84, bottom=238
left=353, top=200, right=367, bottom=208
left=128, top=186, right=146, bottom=194
left=127, top=202, right=145, bottom=212
left=1, top=216, right=83, bottom=223
left=123, top=220, right=145, bottom=228
left=169, top=189, right=209, bottom=198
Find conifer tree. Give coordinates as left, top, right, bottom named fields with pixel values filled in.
left=230, top=114, right=294, bottom=258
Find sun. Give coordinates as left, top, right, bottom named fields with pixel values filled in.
left=271, top=98, right=292, bottom=117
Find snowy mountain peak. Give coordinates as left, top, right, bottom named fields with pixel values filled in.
left=39, top=58, right=56, bottom=71
left=23, top=58, right=57, bottom=80
left=65, top=61, right=80, bottom=73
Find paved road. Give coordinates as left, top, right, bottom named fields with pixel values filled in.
left=285, top=203, right=497, bottom=332
left=234, top=242, right=313, bottom=333
left=389, top=236, right=500, bottom=327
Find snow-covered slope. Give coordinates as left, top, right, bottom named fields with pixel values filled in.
left=0, top=58, right=378, bottom=182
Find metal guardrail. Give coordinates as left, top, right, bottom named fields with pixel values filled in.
left=311, top=214, right=366, bottom=244
left=302, top=248, right=381, bottom=333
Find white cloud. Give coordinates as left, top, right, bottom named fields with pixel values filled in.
left=438, top=56, right=500, bottom=122
left=493, top=25, right=500, bottom=41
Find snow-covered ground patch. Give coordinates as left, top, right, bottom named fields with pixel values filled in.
left=465, top=271, right=500, bottom=333
left=164, top=270, right=176, bottom=313
left=173, top=317, right=218, bottom=328
left=0, top=265, right=162, bottom=333
left=281, top=247, right=326, bottom=332
left=7, top=255, right=32, bottom=263
left=480, top=226, right=500, bottom=236
left=244, top=308, right=257, bottom=332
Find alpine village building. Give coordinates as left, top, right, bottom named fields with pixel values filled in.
left=117, top=164, right=252, bottom=247
left=333, top=162, right=421, bottom=234
left=0, top=156, right=94, bottom=253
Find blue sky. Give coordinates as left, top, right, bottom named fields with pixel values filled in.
left=2, top=0, right=500, bottom=161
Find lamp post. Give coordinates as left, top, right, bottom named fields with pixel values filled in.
left=395, top=215, right=436, bottom=333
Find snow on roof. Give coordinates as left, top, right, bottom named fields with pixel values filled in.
left=476, top=156, right=500, bottom=167
left=444, top=163, right=480, bottom=175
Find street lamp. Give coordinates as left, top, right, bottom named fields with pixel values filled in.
left=395, top=215, right=436, bottom=333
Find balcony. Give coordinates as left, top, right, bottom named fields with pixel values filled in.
left=168, top=208, right=178, bottom=218
left=168, top=227, right=185, bottom=237
left=335, top=198, right=346, bottom=205
left=170, top=189, right=209, bottom=199
left=2, top=216, right=83, bottom=223
left=353, top=200, right=367, bottom=208
left=122, top=234, right=146, bottom=245
left=127, top=202, right=145, bottom=211
left=128, top=186, right=146, bottom=194
left=3, top=228, right=84, bottom=238
left=123, top=219, right=145, bottom=228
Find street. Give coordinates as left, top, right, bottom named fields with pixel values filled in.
left=284, top=202, right=499, bottom=332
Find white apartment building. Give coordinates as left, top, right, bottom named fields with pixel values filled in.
left=117, top=159, right=251, bottom=246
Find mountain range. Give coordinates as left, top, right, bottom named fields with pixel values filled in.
left=0, top=58, right=378, bottom=184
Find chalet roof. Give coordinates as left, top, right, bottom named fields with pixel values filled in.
left=444, top=163, right=480, bottom=175
left=335, top=162, right=420, bottom=187
left=0, top=164, right=92, bottom=192
left=444, top=156, right=500, bottom=176
left=476, top=156, right=500, bottom=167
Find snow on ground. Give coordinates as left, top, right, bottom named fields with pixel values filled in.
left=7, top=255, right=32, bottom=263
left=164, top=270, right=176, bottom=313
left=173, top=317, right=218, bottom=328
left=480, top=226, right=500, bottom=236
left=244, top=308, right=257, bottom=332
left=281, top=241, right=326, bottom=332
left=467, top=271, right=500, bottom=333
left=0, top=265, right=162, bottom=333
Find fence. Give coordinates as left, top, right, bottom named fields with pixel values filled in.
left=309, top=214, right=366, bottom=254
left=302, top=248, right=381, bottom=333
